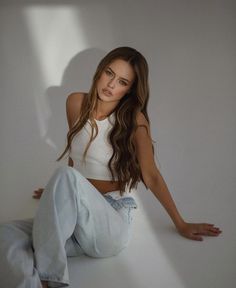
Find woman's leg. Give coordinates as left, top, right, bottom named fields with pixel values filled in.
left=32, top=166, right=79, bottom=287
left=0, top=218, right=85, bottom=288
left=32, top=166, right=136, bottom=287
left=0, top=218, right=42, bottom=288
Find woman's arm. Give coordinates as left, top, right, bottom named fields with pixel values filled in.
left=33, top=92, right=84, bottom=199
left=134, top=112, right=222, bottom=241
left=146, top=169, right=185, bottom=229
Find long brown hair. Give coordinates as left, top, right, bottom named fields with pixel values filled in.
left=57, top=46, right=154, bottom=196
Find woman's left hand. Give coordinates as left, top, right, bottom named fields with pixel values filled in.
left=176, top=222, right=222, bottom=241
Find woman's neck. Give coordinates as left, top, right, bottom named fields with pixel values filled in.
left=94, top=99, right=117, bottom=120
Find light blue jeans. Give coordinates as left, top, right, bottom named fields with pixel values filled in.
left=0, top=166, right=137, bottom=288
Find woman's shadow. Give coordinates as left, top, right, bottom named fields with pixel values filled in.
left=44, top=47, right=106, bottom=158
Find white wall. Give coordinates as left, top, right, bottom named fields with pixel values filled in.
left=0, top=1, right=235, bottom=287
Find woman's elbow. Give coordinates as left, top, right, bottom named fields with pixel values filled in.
left=142, top=172, right=159, bottom=190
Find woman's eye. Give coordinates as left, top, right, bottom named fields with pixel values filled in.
left=119, top=80, right=127, bottom=86
left=105, top=70, right=112, bottom=76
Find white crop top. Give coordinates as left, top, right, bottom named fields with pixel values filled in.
left=69, top=113, right=118, bottom=181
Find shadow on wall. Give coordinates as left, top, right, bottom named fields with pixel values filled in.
left=44, top=48, right=106, bottom=155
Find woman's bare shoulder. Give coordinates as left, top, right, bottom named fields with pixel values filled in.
left=66, top=92, right=87, bottom=129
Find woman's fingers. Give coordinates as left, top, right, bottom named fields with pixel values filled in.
left=199, top=223, right=222, bottom=236
left=32, top=188, right=44, bottom=199
left=178, top=222, right=222, bottom=241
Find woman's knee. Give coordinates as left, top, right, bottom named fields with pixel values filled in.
left=54, top=165, right=74, bottom=176
left=54, top=165, right=83, bottom=180
left=50, top=166, right=78, bottom=186
left=45, top=166, right=85, bottom=202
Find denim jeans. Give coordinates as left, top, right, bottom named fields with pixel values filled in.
left=0, top=166, right=137, bottom=288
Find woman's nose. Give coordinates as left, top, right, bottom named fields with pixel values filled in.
left=108, top=78, right=115, bottom=88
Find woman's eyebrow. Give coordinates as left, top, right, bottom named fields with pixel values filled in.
left=107, top=67, right=131, bottom=83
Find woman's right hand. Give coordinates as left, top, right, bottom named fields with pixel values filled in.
left=32, top=188, right=44, bottom=199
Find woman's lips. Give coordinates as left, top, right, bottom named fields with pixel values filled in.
left=102, top=88, right=113, bottom=96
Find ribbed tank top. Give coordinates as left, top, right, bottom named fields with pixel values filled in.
left=69, top=113, right=118, bottom=181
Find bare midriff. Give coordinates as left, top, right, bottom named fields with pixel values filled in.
left=86, top=178, right=121, bottom=195
left=68, top=160, right=120, bottom=194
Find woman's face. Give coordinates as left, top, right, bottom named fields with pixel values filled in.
left=96, top=59, right=135, bottom=104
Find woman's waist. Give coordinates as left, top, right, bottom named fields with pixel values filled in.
left=86, top=178, right=122, bottom=194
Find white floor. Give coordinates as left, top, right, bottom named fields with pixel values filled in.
left=66, top=186, right=234, bottom=288
left=0, top=176, right=234, bottom=288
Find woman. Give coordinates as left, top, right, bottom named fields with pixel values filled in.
left=0, top=47, right=221, bottom=288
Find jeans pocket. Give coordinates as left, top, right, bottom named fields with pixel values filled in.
left=104, top=195, right=137, bottom=224
left=104, top=195, right=138, bottom=210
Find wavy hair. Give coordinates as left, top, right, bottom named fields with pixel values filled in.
left=57, top=46, right=154, bottom=196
